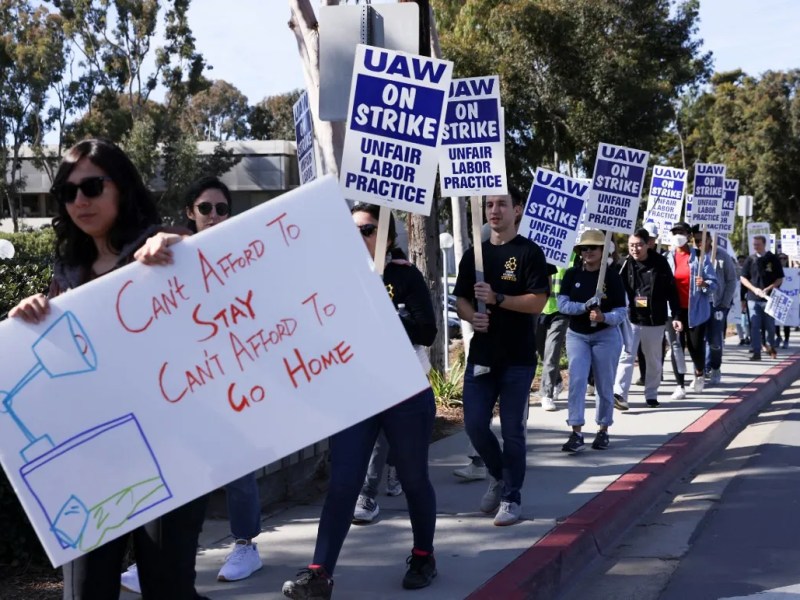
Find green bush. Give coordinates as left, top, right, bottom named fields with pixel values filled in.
left=0, top=228, right=55, bottom=567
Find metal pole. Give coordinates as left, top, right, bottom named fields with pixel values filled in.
left=442, top=248, right=449, bottom=372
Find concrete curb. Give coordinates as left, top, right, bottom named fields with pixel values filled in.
left=467, top=356, right=800, bottom=600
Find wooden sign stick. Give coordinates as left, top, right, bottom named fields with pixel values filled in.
left=469, top=195, right=486, bottom=314
left=373, top=205, right=392, bottom=277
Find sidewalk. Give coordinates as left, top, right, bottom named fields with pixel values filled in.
left=130, top=337, right=800, bottom=599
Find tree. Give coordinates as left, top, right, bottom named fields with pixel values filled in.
left=182, top=79, right=250, bottom=141
left=249, top=89, right=301, bottom=141
left=0, top=0, right=66, bottom=232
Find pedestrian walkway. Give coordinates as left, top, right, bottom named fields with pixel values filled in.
left=123, top=337, right=800, bottom=599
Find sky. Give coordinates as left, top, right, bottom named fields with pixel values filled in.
left=182, top=0, right=800, bottom=105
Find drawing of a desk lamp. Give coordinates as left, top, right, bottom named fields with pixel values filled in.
left=1, top=312, right=97, bottom=463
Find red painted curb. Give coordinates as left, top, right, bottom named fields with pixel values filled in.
left=467, top=356, right=800, bottom=600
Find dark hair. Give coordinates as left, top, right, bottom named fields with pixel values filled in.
left=632, top=228, right=650, bottom=243
left=753, top=235, right=767, bottom=244
left=350, top=203, right=397, bottom=250
left=508, top=186, right=524, bottom=207
left=52, top=138, right=160, bottom=267
left=183, top=176, right=233, bottom=233
left=737, top=254, right=747, bottom=260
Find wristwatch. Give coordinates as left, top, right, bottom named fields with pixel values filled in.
left=495, top=293, right=505, bottom=307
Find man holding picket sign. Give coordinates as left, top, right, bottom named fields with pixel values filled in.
left=454, top=190, right=549, bottom=526
left=741, top=234, right=784, bottom=360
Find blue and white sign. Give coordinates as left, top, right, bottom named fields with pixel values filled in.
left=519, top=168, right=588, bottom=268
left=438, top=76, right=506, bottom=197
left=781, top=228, right=798, bottom=259
left=585, top=142, right=649, bottom=235
left=643, top=166, right=686, bottom=234
left=774, top=268, right=800, bottom=326
left=707, top=178, right=737, bottom=234
left=766, top=287, right=795, bottom=324
left=293, top=91, right=317, bottom=185
left=691, top=163, right=726, bottom=228
left=340, top=45, right=453, bottom=216
left=747, top=222, right=771, bottom=254
left=685, top=193, right=693, bottom=223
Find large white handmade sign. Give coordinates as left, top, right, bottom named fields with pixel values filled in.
left=691, top=163, right=726, bottom=228
left=0, top=176, right=429, bottom=567
left=438, top=75, right=507, bottom=197
left=775, top=268, right=800, bottom=326
left=519, top=168, right=588, bottom=268
left=643, top=165, right=686, bottom=235
left=585, top=142, right=650, bottom=235
left=340, top=44, right=453, bottom=215
left=766, top=287, right=795, bottom=325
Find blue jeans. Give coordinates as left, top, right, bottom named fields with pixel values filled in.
left=312, top=388, right=436, bottom=575
left=748, top=300, right=775, bottom=354
left=705, top=307, right=729, bottom=370
left=462, top=363, right=536, bottom=505
left=566, top=326, right=622, bottom=429
left=225, top=472, right=261, bottom=540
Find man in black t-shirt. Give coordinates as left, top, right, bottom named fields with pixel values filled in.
left=740, top=235, right=784, bottom=359
left=454, top=191, right=549, bottom=527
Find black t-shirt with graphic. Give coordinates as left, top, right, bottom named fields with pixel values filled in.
left=560, top=265, right=626, bottom=334
left=741, top=251, right=785, bottom=301
left=454, top=235, right=550, bottom=366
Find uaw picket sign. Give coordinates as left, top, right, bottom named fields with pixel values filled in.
left=691, top=163, right=726, bottom=228
left=519, top=168, right=588, bottom=267
left=766, top=287, right=795, bottom=324
left=708, top=178, right=739, bottom=235
left=340, top=45, right=453, bottom=215
left=293, top=90, right=317, bottom=185
left=438, top=75, right=507, bottom=197
left=585, top=142, right=650, bottom=235
left=775, top=268, right=800, bottom=326
left=0, top=176, right=429, bottom=567
left=643, top=165, right=686, bottom=234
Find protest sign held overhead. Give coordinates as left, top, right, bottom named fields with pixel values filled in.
left=585, top=142, right=650, bottom=235
left=747, top=222, right=771, bottom=254
left=519, top=168, right=588, bottom=268
left=643, top=165, right=686, bottom=234
left=340, top=45, right=453, bottom=215
left=293, top=91, right=317, bottom=185
left=691, top=163, right=726, bottom=228
left=706, top=178, right=737, bottom=234
left=781, top=228, right=798, bottom=259
left=0, top=176, right=430, bottom=567
left=438, top=76, right=507, bottom=197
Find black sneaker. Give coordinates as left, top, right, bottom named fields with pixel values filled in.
left=634, top=378, right=645, bottom=386
left=592, top=430, right=610, bottom=450
left=282, top=566, right=333, bottom=600
left=645, top=398, right=660, bottom=407
left=561, top=432, right=585, bottom=453
left=402, top=552, right=437, bottom=589
left=613, top=393, right=629, bottom=411
left=749, top=354, right=762, bottom=361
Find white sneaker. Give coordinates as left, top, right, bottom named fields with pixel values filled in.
left=691, top=376, right=704, bottom=393
left=352, top=494, right=380, bottom=523
left=386, top=465, right=403, bottom=496
left=453, top=462, right=487, bottom=481
left=217, top=540, right=264, bottom=582
left=494, top=501, right=522, bottom=526
left=670, top=386, right=687, bottom=400
left=480, top=477, right=503, bottom=513
left=586, top=384, right=595, bottom=396
left=120, top=563, right=141, bottom=594
left=553, top=382, right=564, bottom=401
left=541, top=397, right=557, bottom=411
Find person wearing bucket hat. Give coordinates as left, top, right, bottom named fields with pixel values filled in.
left=664, top=222, right=717, bottom=399
left=557, top=229, right=627, bottom=452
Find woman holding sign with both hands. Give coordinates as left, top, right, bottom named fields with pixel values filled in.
left=9, top=138, right=209, bottom=599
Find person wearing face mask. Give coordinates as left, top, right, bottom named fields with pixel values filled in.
left=613, top=229, right=682, bottom=409
left=664, top=222, right=717, bottom=400
left=740, top=236, right=784, bottom=359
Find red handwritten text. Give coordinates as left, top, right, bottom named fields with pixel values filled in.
left=116, top=275, right=190, bottom=334
left=158, top=349, right=225, bottom=403
left=267, top=212, right=301, bottom=247
left=229, top=318, right=298, bottom=371
left=192, top=290, right=256, bottom=342
left=302, top=292, right=337, bottom=326
left=227, top=381, right=266, bottom=412
left=283, top=341, right=354, bottom=388
left=197, top=239, right=266, bottom=293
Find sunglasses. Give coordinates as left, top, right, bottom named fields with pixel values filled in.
left=195, top=202, right=230, bottom=216
left=359, top=223, right=378, bottom=237
left=51, top=176, right=113, bottom=204
left=580, top=245, right=602, bottom=252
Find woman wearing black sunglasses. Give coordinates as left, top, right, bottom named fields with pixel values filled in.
left=282, top=203, right=439, bottom=599
left=9, top=138, right=209, bottom=600
left=184, top=175, right=232, bottom=233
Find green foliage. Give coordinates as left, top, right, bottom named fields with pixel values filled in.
left=249, top=89, right=302, bottom=141
left=0, top=228, right=54, bottom=566
left=429, top=359, right=465, bottom=407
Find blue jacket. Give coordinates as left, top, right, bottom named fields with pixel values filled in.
left=665, top=246, right=718, bottom=328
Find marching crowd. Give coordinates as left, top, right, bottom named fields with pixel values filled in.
left=7, top=138, right=796, bottom=599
